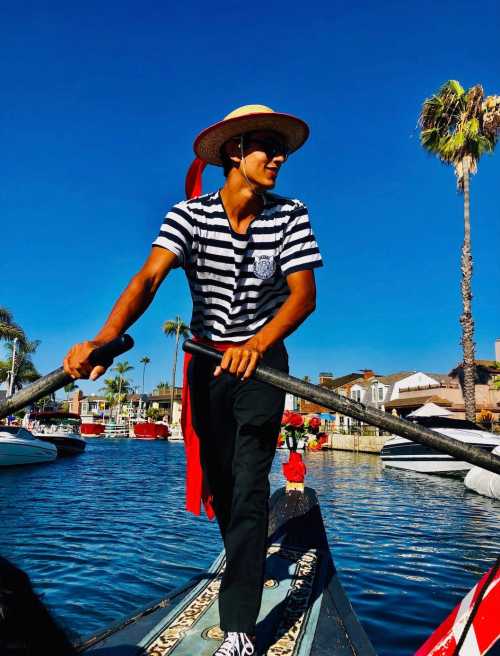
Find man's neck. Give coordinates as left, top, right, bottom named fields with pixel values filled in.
left=220, top=174, right=265, bottom=229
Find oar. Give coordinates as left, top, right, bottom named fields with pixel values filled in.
left=182, top=339, right=500, bottom=476
left=0, top=335, right=134, bottom=420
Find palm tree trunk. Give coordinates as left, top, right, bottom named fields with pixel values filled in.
left=170, top=321, right=181, bottom=423
left=117, top=376, right=123, bottom=423
left=459, top=157, right=476, bottom=422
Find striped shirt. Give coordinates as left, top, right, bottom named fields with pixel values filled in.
left=153, top=190, right=322, bottom=343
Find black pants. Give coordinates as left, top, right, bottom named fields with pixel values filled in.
left=188, top=341, right=288, bottom=633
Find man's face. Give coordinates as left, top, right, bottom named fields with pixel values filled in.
left=229, top=130, right=289, bottom=189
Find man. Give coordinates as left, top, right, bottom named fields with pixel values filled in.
left=64, top=104, right=322, bottom=656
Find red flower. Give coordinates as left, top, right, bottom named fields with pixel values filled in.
left=282, top=451, right=307, bottom=482
left=281, top=410, right=292, bottom=426
left=288, top=413, right=304, bottom=428
left=308, top=417, right=321, bottom=430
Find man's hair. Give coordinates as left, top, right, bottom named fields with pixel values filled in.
left=220, top=137, right=241, bottom=177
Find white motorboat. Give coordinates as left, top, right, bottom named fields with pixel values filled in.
left=464, top=445, right=500, bottom=499
left=381, top=404, right=500, bottom=474
left=28, top=412, right=86, bottom=455
left=0, top=426, right=57, bottom=466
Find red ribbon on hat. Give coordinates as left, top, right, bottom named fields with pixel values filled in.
left=185, top=158, right=207, bottom=200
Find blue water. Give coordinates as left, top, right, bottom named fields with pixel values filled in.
left=1, top=439, right=499, bottom=655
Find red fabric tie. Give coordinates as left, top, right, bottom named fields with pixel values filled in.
left=181, top=338, right=239, bottom=519
left=185, top=157, right=207, bottom=200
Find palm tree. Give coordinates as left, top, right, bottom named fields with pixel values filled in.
left=154, top=380, right=169, bottom=395
left=163, top=317, right=190, bottom=422
left=419, top=81, right=500, bottom=421
left=64, top=381, right=79, bottom=410
left=139, top=356, right=151, bottom=395
left=0, top=339, right=40, bottom=395
left=113, top=360, right=134, bottom=422
left=0, top=307, right=26, bottom=346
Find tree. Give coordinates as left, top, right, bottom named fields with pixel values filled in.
left=113, top=360, right=134, bottom=421
left=0, top=307, right=26, bottom=346
left=163, top=317, right=190, bottom=422
left=0, top=339, right=40, bottom=394
left=64, top=381, right=79, bottom=409
left=139, top=356, right=151, bottom=395
left=100, top=362, right=133, bottom=421
left=419, top=81, right=500, bottom=421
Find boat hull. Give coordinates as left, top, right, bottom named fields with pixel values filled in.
left=33, top=432, right=86, bottom=456
left=0, top=435, right=57, bottom=466
left=381, top=429, right=500, bottom=475
left=79, top=487, right=376, bottom=655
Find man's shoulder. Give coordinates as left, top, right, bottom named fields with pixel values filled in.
left=264, top=193, right=307, bottom=217
left=171, top=191, right=220, bottom=215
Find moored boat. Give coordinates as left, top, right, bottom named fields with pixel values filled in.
left=28, top=412, right=86, bottom=456
left=78, top=486, right=376, bottom=656
left=381, top=409, right=500, bottom=475
left=80, top=422, right=105, bottom=436
left=133, top=422, right=170, bottom=439
left=464, top=445, right=500, bottom=500
left=0, top=426, right=57, bottom=466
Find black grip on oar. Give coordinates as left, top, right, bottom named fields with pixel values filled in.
left=88, top=334, right=135, bottom=369
left=0, top=334, right=135, bottom=420
left=181, top=339, right=500, bottom=476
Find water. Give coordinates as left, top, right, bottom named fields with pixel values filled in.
left=1, top=439, right=498, bottom=655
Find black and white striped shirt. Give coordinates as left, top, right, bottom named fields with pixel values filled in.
left=153, top=190, right=322, bottom=343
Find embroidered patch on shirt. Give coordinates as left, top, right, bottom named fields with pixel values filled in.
left=253, top=254, right=276, bottom=280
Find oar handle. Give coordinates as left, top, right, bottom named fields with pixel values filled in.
left=0, top=334, right=134, bottom=420
left=182, top=339, right=500, bottom=476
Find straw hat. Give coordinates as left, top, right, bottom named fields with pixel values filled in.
left=194, top=104, right=309, bottom=166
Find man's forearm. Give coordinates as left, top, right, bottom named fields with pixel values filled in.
left=248, top=291, right=316, bottom=353
left=92, top=274, right=157, bottom=345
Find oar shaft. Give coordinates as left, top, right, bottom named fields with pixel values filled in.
left=0, top=335, right=134, bottom=420
left=182, top=339, right=500, bottom=476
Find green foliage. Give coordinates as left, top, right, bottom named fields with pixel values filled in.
left=0, top=339, right=40, bottom=391
left=0, top=307, right=27, bottom=346
left=163, top=316, right=190, bottom=338
left=146, top=407, right=163, bottom=422
left=419, top=80, right=499, bottom=188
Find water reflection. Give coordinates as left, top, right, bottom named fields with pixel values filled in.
left=0, top=441, right=498, bottom=656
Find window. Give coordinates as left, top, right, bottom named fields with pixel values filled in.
left=378, top=387, right=384, bottom=401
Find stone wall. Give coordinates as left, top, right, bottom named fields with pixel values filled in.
left=326, top=432, right=388, bottom=454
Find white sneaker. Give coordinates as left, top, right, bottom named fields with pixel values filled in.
left=213, top=631, right=256, bottom=656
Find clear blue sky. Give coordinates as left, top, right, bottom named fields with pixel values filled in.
left=2, top=0, right=499, bottom=396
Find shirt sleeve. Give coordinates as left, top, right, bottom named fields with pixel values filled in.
left=279, top=202, right=323, bottom=276
left=152, top=203, right=194, bottom=267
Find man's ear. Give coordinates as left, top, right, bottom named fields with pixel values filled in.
left=223, top=140, right=242, bottom=166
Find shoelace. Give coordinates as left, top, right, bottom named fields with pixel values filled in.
left=215, top=632, right=255, bottom=656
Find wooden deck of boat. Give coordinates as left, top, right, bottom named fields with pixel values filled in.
left=79, top=488, right=376, bottom=655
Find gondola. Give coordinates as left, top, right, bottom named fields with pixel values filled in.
left=78, top=486, right=376, bottom=656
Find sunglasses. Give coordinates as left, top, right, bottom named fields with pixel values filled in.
left=238, top=136, right=289, bottom=160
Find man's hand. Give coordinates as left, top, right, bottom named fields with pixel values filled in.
left=63, top=341, right=107, bottom=381
left=214, top=338, right=263, bottom=381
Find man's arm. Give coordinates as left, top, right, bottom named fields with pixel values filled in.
left=215, top=269, right=317, bottom=380
left=63, top=247, right=178, bottom=380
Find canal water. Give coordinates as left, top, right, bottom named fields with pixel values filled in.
left=1, top=439, right=499, bottom=655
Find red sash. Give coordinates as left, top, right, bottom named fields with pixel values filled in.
left=181, top=338, right=239, bottom=520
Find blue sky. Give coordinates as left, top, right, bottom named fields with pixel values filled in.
left=1, top=0, right=499, bottom=396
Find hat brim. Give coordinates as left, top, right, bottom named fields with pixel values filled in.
left=194, top=112, right=309, bottom=166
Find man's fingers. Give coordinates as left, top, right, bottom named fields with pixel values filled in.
left=214, top=365, right=222, bottom=377
left=229, top=350, right=243, bottom=375
left=236, top=350, right=250, bottom=377
left=90, top=365, right=106, bottom=381
left=242, top=351, right=260, bottom=381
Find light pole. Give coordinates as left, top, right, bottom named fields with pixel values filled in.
left=7, top=337, right=18, bottom=399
